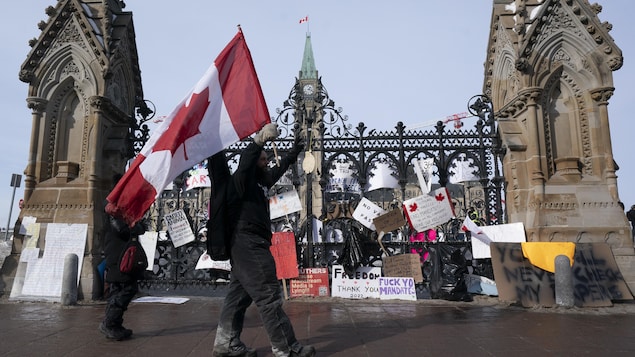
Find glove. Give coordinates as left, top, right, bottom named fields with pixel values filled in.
left=254, top=123, right=279, bottom=146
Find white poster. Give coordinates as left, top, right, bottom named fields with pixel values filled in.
left=379, top=277, right=417, bottom=301
left=164, top=210, right=195, bottom=248
left=352, top=197, right=386, bottom=231
left=403, top=187, right=455, bottom=232
left=19, top=216, right=37, bottom=235
left=331, top=264, right=381, bottom=299
left=138, top=231, right=158, bottom=271
left=19, top=223, right=87, bottom=301
left=195, top=251, right=231, bottom=271
left=269, top=189, right=302, bottom=219
left=471, top=222, right=526, bottom=259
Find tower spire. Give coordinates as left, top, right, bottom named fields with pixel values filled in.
left=299, top=33, right=318, bottom=80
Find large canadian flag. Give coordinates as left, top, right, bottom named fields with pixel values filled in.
left=106, top=29, right=270, bottom=226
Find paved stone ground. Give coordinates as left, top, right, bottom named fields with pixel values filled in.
left=2, top=293, right=635, bottom=356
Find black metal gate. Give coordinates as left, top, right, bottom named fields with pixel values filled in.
left=139, top=80, right=504, bottom=296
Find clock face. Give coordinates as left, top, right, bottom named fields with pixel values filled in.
left=303, top=84, right=314, bottom=95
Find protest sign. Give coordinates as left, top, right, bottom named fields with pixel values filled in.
left=164, top=209, right=195, bottom=248
left=373, top=208, right=406, bottom=234
left=269, top=189, right=302, bottom=219
left=270, top=231, right=299, bottom=279
left=16, top=223, right=87, bottom=302
left=352, top=197, right=385, bottom=231
left=379, top=277, right=417, bottom=301
left=331, top=264, right=381, bottom=299
left=403, top=187, right=454, bottom=232
left=490, top=242, right=633, bottom=307
left=382, top=253, right=423, bottom=283
left=290, top=267, right=330, bottom=297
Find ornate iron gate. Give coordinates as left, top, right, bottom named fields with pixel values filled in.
left=139, top=80, right=504, bottom=295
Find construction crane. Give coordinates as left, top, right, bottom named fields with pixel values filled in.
left=406, top=112, right=474, bottom=130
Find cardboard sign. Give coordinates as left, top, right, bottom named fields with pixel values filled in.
left=352, top=197, right=386, bottom=231
left=290, top=267, right=330, bottom=297
left=164, top=209, right=195, bottom=248
left=490, top=242, right=633, bottom=307
left=403, top=187, right=455, bottom=232
left=382, top=253, right=424, bottom=283
left=331, top=265, right=381, bottom=299
left=269, top=189, right=303, bottom=219
left=373, top=208, right=406, bottom=233
left=270, top=231, right=299, bottom=279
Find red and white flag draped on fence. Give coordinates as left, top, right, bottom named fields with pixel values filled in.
left=106, top=28, right=270, bottom=226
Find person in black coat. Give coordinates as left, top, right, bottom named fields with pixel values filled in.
left=99, top=175, right=147, bottom=341
left=212, top=123, right=315, bottom=357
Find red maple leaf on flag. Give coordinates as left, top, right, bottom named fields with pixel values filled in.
left=408, top=203, right=418, bottom=212
left=435, top=192, right=445, bottom=202
left=152, top=87, right=211, bottom=161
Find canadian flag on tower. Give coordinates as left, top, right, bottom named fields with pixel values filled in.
left=106, top=28, right=270, bottom=226
left=299, top=16, right=309, bottom=24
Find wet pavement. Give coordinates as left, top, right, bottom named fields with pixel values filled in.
left=1, top=294, right=635, bottom=356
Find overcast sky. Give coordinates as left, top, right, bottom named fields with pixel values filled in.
left=1, top=1, right=634, bottom=229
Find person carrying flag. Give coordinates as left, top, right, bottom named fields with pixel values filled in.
left=212, top=123, right=315, bottom=357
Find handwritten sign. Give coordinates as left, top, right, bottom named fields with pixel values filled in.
left=269, top=190, right=302, bottom=219
left=270, top=231, right=299, bottom=279
left=403, top=187, right=454, bottom=232
left=373, top=208, right=406, bottom=233
left=290, top=268, right=330, bottom=297
left=17, top=223, right=87, bottom=302
left=352, top=197, right=385, bottom=231
left=164, top=209, right=195, bottom=248
left=382, top=253, right=423, bottom=283
left=490, top=242, right=633, bottom=307
left=331, top=264, right=381, bottom=299
left=379, top=277, right=417, bottom=301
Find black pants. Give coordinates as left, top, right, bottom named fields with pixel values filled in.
left=103, top=281, right=138, bottom=328
left=214, top=231, right=299, bottom=357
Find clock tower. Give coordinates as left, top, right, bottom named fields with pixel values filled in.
left=296, top=32, right=323, bottom=230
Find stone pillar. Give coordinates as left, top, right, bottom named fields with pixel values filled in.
left=590, top=87, right=618, bottom=199
left=522, top=88, right=545, bottom=201
left=24, top=97, right=47, bottom=202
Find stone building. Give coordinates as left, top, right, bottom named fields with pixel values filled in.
left=486, top=0, right=635, bottom=288
left=1, top=0, right=144, bottom=299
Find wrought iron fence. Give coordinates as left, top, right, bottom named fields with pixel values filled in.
left=139, top=82, right=504, bottom=295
